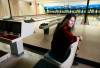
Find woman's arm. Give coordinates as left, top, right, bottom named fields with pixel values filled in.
left=63, top=26, right=77, bottom=44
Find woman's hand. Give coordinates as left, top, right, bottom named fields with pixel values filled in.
left=77, top=37, right=80, bottom=42
left=76, top=36, right=83, bottom=44
left=79, top=36, right=83, bottom=41
left=77, top=36, right=82, bottom=42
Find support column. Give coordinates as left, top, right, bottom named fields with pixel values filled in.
left=84, top=0, right=90, bottom=24
left=34, top=0, right=38, bottom=15
left=10, top=40, right=24, bottom=56
left=8, top=0, right=13, bottom=19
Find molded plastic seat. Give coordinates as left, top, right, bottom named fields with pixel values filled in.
left=44, top=41, right=78, bottom=68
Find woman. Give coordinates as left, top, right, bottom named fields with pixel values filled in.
left=49, top=14, right=80, bottom=63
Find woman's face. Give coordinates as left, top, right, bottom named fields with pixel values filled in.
left=68, top=17, right=76, bottom=28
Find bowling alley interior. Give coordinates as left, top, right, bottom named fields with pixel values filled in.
left=0, top=0, right=100, bottom=68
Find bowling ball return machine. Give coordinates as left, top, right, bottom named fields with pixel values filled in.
left=0, top=19, right=34, bottom=62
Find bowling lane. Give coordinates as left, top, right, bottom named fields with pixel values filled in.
left=76, top=15, right=100, bottom=26
left=12, top=14, right=64, bottom=22
left=73, top=15, right=100, bottom=63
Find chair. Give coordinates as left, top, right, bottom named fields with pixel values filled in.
left=44, top=41, right=78, bottom=68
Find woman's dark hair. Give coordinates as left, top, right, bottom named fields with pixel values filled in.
left=55, top=14, right=76, bottom=32
left=60, top=13, right=76, bottom=28
left=62, top=13, right=76, bottom=23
